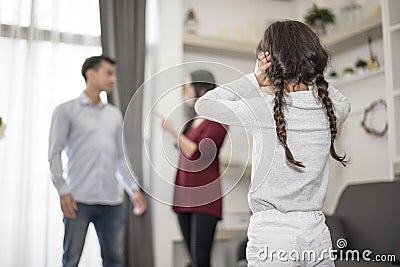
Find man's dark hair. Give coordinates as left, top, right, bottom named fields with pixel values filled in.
left=81, top=55, right=116, bottom=81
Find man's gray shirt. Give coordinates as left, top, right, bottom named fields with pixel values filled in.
left=48, top=92, right=138, bottom=205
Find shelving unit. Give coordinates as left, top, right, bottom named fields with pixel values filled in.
left=184, top=5, right=398, bottom=178
left=393, top=90, right=400, bottom=97
left=330, top=68, right=384, bottom=87
left=183, top=33, right=256, bottom=57
left=390, top=23, right=400, bottom=32
left=382, top=0, right=400, bottom=177
left=322, top=13, right=382, bottom=53
left=394, top=158, right=400, bottom=175
left=183, top=14, right=382, bottom=57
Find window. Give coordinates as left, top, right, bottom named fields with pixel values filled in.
left=0, top=1, right=103, bottom=266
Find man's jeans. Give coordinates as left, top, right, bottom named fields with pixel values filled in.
left=62, top=202, right=125, bottom=267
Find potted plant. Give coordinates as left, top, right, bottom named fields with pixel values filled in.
left=355, top=58, right=368, bottom=74
left=329, top=71, right=338, bottom=79
left=343, top=67, right=355, bottom=78
left=304, top=4, right=335, bottom=36
left=0, top=117, right=6, bottom=140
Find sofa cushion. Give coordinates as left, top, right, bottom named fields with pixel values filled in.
left=335, top=260, right=395, bottom=267
left=334, top=182, right=400, bottom=260
left=325, top=215, right=347, bottom=250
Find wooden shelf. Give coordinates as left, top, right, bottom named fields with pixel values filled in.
left=184, top=14, right=382, bottom=57
left=390, top=23, right=400, bottom=32
left=214, top=228, right=247, bottom=240
left=174, top=228, right=246, bottom=242
left=329, top=68, right=384, bottom=87
left=322, top=14, right=382, bottom=53
left=184, top=33, right=256, bottom=58
left=393, top=89, right=400, bottom=97
left=394, top=158, right=400, bottom=175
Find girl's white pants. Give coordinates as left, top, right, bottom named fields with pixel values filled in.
left=246, top=209, right=335, bottom=267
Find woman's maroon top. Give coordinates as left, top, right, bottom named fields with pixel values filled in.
left=172, top=120, right=228, bottom=219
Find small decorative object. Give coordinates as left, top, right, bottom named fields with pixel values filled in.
left=0, top=117, right=6, bottom=140
left=234, top=26, right=244, bottom=41
left=248, top=20, right=259, bottom=42
left=341, top=0, right=363, bottom=25
left=370, top=5, right=381, bottom=16
left=329, top=71, right=338, bottom=79
left=304, top=4, right=335, bottom=36
left=184, top=8, right=199, bottom=35
left=218, top=27, right=229, bottom=39
left=355, top=58, right=368, bottom=74
left=367, top=36, right=380, bottom=70
left=361, top=99, right=388, bottom=137
left=343, top=67, right=354, bottom=78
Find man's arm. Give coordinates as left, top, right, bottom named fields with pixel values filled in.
left=48, top=105, right=77, bottom=218
left=48, top=105, right=71, bottom=196
left=116, top=114, right=146, bottom=215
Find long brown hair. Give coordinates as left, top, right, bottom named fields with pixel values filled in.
left=256, top=20, right=348, bottom=168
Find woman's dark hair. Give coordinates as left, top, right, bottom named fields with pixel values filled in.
left=183, top=70, right=216, bottom=133
left=81, top=55, right=116, bottom=81
left=256, top=20, right=348, bottom=168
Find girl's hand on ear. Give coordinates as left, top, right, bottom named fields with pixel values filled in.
left=255, top=51, right=272, bottom=87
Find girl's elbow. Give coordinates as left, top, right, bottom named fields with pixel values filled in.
left=345, top=102, right=351, bottom=117
left=194, top=100, right=204, bottom=116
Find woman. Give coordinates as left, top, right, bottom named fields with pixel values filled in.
left=161, top=70, right=228, bottom=267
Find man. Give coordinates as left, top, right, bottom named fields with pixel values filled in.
left=48, top=55, right=147, bottom=267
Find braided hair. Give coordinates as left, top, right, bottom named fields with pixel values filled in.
left=257, top=20, right=348, bottom=168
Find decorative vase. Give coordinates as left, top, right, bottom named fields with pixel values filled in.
left=0, top=119, right=6, bottom=140
left=184, top=8, right=199, bottom=35
left=313, top=19, right=326, bottom=36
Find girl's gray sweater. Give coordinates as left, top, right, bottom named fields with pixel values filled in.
left=195, top=73, right=350, bottom=213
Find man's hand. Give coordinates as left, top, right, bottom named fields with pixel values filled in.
left=255, top=51, right=272, bottom=87
left=129, top=190, right=147, bottom=216
left=60, top=193, right=78, bottom=219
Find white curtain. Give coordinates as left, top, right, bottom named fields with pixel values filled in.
left=0, top=0, right=105, bottom=266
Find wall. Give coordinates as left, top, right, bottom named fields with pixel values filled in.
left=296, top=0, right=381, bottom=27
left=184, top=0, right=299, bottom=42
left=147, top=1, right=184, bottom=267
left=324, top=39, right=392, bottom=214
left=324, top=70, right=391, bottom=214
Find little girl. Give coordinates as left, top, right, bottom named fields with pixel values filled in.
left=195, top=20, right=350, bottom=266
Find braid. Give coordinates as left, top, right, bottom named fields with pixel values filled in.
left=273, top=81, right=305, bottom=168
left=315, top=74, right=349, bottom=166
